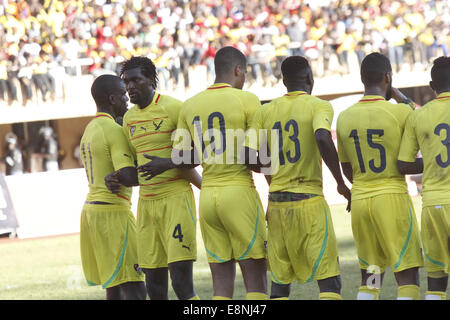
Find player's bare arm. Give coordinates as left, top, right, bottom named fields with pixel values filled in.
left=137, top=149, right=200, bottom=180
left=105, top=166, right=139, bottom=194
left=179, top=168, right=202, bottom=189
left=397, top=159, right=424, bottom=175
left=315, top=128, right=351, bottom=211
left=391, top=87, right=416, bottom=109
left=340, top=162, right=353, bottom=184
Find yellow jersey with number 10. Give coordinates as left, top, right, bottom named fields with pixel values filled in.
left=175, top=83, right=260, bottom=188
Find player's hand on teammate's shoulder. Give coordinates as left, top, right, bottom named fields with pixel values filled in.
left=105, top=171, right=122, bottom=194
left=337, top=182, right=351, bottom=212
left=137, top=154, right=172, bottom=180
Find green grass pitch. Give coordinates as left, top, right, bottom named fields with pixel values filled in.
left=1, top=196, right=448, bottom=300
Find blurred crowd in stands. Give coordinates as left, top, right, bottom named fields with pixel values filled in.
left=0, top=0, right=449, bottom=107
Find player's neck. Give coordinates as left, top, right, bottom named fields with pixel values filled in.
left=137, top=91, right=155, bottom=109
left=214, top=77, right=234, bottom=88
left=364, top=87, right=386, bottom=99
left=435, top=87, right=450, bottom=95
left=97, top=107, right=115, bottom=119
left=286, top=86, right=309, bottom=94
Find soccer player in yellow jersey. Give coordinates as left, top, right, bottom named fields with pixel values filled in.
left=139, top=47, right=268, bottom=300
left=398, top=56, right=450, bottom=300
left=337, top=52, right=423, bottom=300
left=245, top=56, right=351, bottom=300
left=118, top=57, right=201, bottom=300
left=79, top=75, right=146, bottom=300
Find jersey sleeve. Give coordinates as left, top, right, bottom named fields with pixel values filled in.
left=164, top=97, right=183, bottom=128
left=312, top=99, right=334, bottom=132
left=243, top=92, right=262, bottom=129
left=173, top=104, right=192, bottom=152
left=244, top=105, right=264, bottom=150
left=398, top=112, right=420, bottom=162
left=336, top=112, right=350, bottom=163
left=108, top=124, right=136, bottom=170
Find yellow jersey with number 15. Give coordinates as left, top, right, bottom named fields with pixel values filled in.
left=80, top=112, right=135, bottom=206
left=337, top=96, right=412, bottom=200
left=398, top=92, right=450, bottom=207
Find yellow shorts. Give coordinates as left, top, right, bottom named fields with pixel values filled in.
left=137, top=188, right=197, bottom=269
left=199, top=186, right=267, bottom=263
left=267, top=196, right=340, bottom=284
left=80, top=204, right=144, bottom=289
left=421, top=205, right=449, bottom=274
left=351, top=193, right=423, bottom=273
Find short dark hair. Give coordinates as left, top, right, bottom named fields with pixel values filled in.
left=214, top=46, right=247, bottom=76
left=431, top=56, right=450, bottom=91
left=281, top=56, right=311, bottom=84
left=360, top=52, right=392, bottom=86
left=91, top=74, right=123, bottom=106
left=120, top=56, right=158, bottom=89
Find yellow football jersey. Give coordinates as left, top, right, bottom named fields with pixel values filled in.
left=246, top=91, right=333, bottom=194
left=398, top=92, right=450, bottom=207
left=337, top=96, right=412, bottom=200
left=80, top=112, right=135, bottom=206
left=122, top=93, right=191, bottom=199
left=175, top=83, right=260, bottom=188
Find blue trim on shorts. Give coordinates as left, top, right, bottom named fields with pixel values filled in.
left=86, top=279, right=97, bottom=286
left=306, top=209, right=328, bottom=283
left=205, top=247, right=226, bottom=263
left=185, top=195, right=196, bottom=225
left=424, top=252, right=445, bottom=268
left=237, top=196, right=260, bottom=261
left=271, top=272, right=287, bottom=285
left=358, top=256, right=370, bottom=267
left=393, top=208, right=413, bottom=271
left=102, top=222, right=129, bottom=289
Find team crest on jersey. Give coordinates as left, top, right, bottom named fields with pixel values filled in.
left=130, top=125, right=136, bottom=136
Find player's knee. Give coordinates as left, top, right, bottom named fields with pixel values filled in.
left=318, top=275, right=342, bottom=293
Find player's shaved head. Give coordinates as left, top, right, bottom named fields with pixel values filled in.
left=214, top=46, right=247, bottom=77
left=360, top=52, right=392, bottom=86
left=281, top=56, right=312, bottom=84
left=91, top=74, right=123, bottom=106
left=430, top=56, right=450, bottom=93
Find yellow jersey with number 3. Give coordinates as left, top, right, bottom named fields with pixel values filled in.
left=80, top=112, right=135, bottom=206
left=337, top=96, right=412, bottom=200
left=246, top=91, right=333, bottom=195
left=175, top=83, right=260, bottom=188
left=398, top=92, right=450, bottom=207
left=122, top=93, right=191, bottom=199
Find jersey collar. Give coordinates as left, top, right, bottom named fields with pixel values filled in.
left=359, top=95, right=385, bottom=102
left=284, top=91, right=307, bottom=96
left=95, top=112, right=114, bottom=120
left=435, top=92, right=450, bottom=100
left=207, top=83, right=232, bottom=90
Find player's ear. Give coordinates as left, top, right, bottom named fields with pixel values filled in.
left=385, top=71, right=392, bottom=85
left=429, top=81, right=436, bottom=93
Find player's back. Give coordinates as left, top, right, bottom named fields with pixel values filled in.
left=80, top=113, right=132, bottom=206
left=404, top=93, right=450, bottom=206
left=337, top=96, right=412, bottom=200
left=177, top=83, right=259, bottom=188
left=254, top=92, right=333, bottom=195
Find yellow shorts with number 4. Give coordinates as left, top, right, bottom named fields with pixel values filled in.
left=137, top=188, right=197, bottom=269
